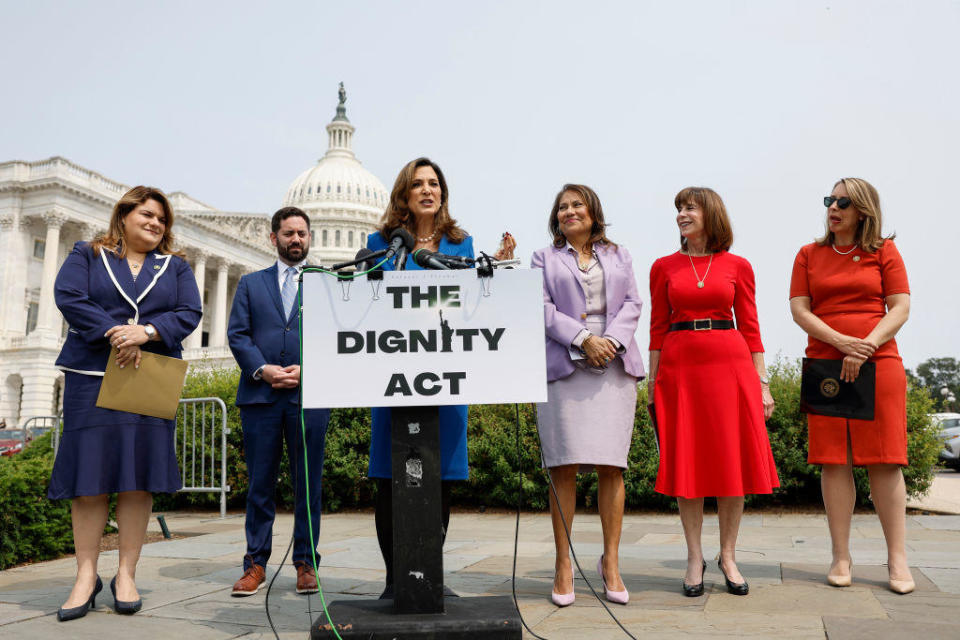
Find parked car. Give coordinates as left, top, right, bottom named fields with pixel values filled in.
left=0, top=429, right=31, bottom=457
left=931, top=412, right=960, bottom=470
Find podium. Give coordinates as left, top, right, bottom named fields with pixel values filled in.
left=301, top=269, right=546, bottom=639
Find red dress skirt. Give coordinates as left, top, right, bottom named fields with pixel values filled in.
left=790, top=240, right=910, bottom=465
left=650, top=252, right=780, bottom=498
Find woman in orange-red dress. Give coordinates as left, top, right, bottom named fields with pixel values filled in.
left=649, top=187, right=779, bottom=598
left=789, top=177, right=914, bottom=594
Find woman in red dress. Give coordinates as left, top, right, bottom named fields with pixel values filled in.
left=789, top=177, right=913, bottom=594
left=649, top=187, right=779, bottom=597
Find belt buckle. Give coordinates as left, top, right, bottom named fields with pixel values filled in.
left=694, top=319, right=712, bottom=331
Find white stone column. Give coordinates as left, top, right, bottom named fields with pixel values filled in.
left=0, top=214, right=19, bottom=339
left=209, top=258, right=229, bottom=348
left=185, top=250, right=208, bottom=350
left=36, top=211, right=68, bottom=334
left=18, top=361, right=61, bottom=422
left=78, top=222, right=102, bottom=243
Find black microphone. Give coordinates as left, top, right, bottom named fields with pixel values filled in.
left=411, top=248, right=452, bottom=270
left=434, top=253, right=475, bottom=268
left=353, top=247, right=376, bottom=272
left=386, top=228, right=415, bottom=270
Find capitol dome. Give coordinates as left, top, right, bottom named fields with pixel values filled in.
left=282, top=85, right=389, bottom=266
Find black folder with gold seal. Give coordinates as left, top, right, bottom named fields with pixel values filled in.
left=800, top=358, right=876, bottom=420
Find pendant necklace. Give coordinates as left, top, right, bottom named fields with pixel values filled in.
left=832, top=243, right=860, bottom=262
left=687, top=252, right=713, bottom=289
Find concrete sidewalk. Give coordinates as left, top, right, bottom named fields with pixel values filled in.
left=2, top=507, right=960, bottom=639
left=908, top=469, right=960, bottom=514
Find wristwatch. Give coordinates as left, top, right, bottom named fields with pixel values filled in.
left=759, top=376, right=770, bottom=385
left=144, top=324, right=157, bottom=340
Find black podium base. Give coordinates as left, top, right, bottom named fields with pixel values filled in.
left=310, top=596, right=521, bottom=639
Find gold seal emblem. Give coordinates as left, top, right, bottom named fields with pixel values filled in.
left=820, top=377, right=840, bottom=398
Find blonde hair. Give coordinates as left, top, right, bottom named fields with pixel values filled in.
left=816, top=177, right=894, bottom=252
left=377, top=157, right=468, bottom=243
left=90, top=186, right=183, bottom=258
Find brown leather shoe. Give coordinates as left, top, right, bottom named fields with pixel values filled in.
left=231, top=564, right=266, bottom=597
left=296, top=564, right=318, bottom=594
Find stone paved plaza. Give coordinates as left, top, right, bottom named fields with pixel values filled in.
left=3, top=499, right=960, bottom=639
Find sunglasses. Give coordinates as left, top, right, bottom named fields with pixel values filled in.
left=823, top=196, right=852, bottom=209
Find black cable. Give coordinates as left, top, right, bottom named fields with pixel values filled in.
left=264, top=526, right=295, bottom=640
left=511, top=402, right=549, bottom=640
left=528, top=404, right=639, bottom=640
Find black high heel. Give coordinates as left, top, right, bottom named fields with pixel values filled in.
left=718, top=558, right=749, bottom=596
left=682, top=560, right=707, bottom=597
left=110, top=575, right=143, bottom=614
left=57, top=575, right=102, bottom=621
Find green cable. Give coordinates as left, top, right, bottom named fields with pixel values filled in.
left=302, top=254, right=391, bottom=279
left=298, top=273, right=344, bottom=640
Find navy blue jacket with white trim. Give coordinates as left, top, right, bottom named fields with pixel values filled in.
left=54, top=241, right=202, bottom=375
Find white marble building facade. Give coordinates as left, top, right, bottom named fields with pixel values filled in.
left=0, top=91, right=387, bottom=425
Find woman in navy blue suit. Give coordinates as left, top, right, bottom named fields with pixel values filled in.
left=49, top=186, right=201, bottom=621
left=366, top=157, right=515, bottom=598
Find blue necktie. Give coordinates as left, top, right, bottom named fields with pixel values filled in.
left=281, top=266, right=297, bottom=320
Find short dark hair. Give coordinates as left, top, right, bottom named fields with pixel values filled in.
left=673, top=186, right=733, bottom=252
left=271, top=206, right=310, bottom=233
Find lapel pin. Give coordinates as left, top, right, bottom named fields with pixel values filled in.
left=153, top=265, right=161, bottom=270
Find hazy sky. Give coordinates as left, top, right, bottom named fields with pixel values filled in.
left=3, top=1, right=957, bottom=369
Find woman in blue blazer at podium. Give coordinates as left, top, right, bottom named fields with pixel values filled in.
left=48, top=186, right=201, bottom=621
left=366, top=157, right=515, bottom=599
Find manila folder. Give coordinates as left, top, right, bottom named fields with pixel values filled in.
left=96, top=347, right=189, bottom=420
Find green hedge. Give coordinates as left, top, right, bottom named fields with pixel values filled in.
left=0, top=359, right=943, bottom=570
left=0, top=432, right=73, bottom=569
left=154, top=359, right=942, bottom=513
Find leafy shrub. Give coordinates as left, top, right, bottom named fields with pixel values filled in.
left=0, top=357, right=944, bottom=569
left=118, top=358, right=954, bottom=515
left=0, top=432, right=73, bottom=569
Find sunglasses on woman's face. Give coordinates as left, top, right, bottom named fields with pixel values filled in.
left=823, top=196, right=852, bottom=209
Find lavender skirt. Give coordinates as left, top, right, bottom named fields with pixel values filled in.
left=536, top=320, right=638, bottom=471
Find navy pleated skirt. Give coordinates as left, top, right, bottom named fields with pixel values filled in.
left=47, top=372, right=182, bottom=499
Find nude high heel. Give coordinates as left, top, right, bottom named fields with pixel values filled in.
left=827, top=559, right=852, bottom=588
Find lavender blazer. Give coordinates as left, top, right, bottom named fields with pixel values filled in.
left=531, top=243, right=645, bottom=382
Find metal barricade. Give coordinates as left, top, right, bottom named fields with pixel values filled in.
left=176, top=397, right=231, bottom=518
left=15, top=416, right=62, bottom=452
left=40, top=398, right=231, bottom=518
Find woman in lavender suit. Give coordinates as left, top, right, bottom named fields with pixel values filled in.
left=531, top=184, right=644, bottom=607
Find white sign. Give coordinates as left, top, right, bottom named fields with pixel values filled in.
left=300, top=269, right=548, bottom=408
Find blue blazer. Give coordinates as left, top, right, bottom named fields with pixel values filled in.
left=366, top=231, right=474, bottom=270
left=228, top=264, right=306, bottom=407
left=365, top=231, right=474, bottom=480
left=54, top=241, right=202, bottom=375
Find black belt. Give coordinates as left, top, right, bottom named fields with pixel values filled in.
left=668, top=319, right=735, bottom=332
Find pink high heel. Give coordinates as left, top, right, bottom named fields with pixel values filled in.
left=598, top=556, right=629, bottom=604
left=551, top=569, right=575, bottom=607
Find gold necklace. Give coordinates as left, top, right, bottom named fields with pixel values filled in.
left=687, top=252, right=713, bottom=289
left=577, top=245, right=593, bottom=271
